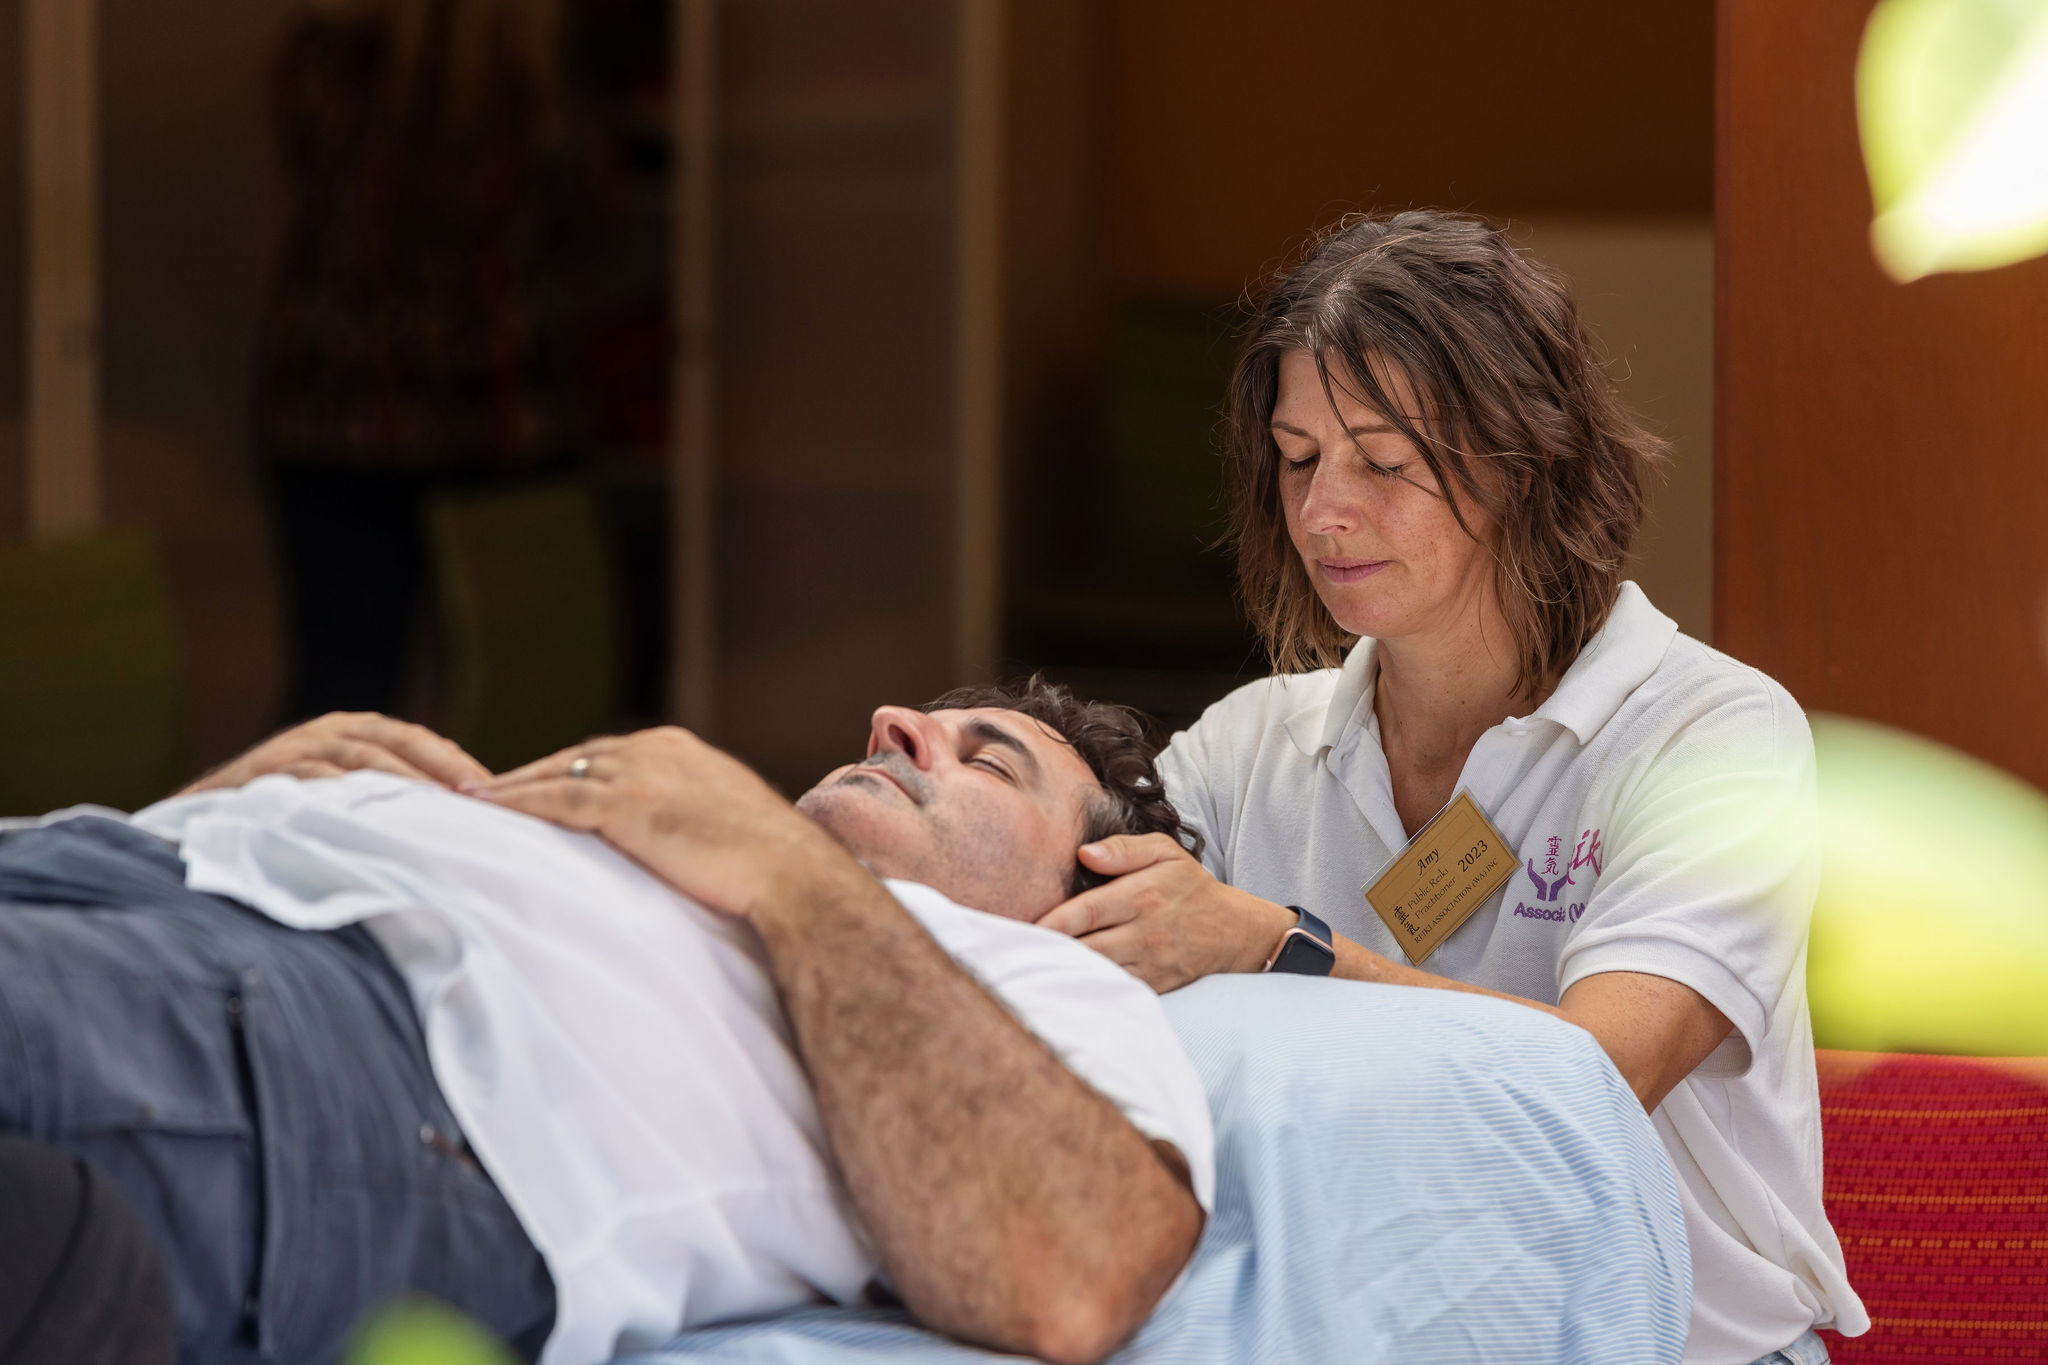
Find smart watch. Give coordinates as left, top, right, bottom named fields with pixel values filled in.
left=1262, top=905, right=1336, bottom=976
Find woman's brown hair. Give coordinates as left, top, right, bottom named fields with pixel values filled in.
left=1224, top=209, right=1667, bottom=698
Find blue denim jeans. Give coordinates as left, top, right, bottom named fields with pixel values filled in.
left=1750, top=1328, right=1832, bottom=1365
left=0, top=815, right=554, bottom=1364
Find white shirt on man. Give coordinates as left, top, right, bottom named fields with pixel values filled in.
left=135, top=773, right=1214, bottom=1365
left=1155, top=580, right=1866, bottom=1365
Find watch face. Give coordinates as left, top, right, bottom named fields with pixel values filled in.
left=1274, top=929, right=1336, bottom=976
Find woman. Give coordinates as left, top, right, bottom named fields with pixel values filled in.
left=1040, top=211, right=1866, bottom=1365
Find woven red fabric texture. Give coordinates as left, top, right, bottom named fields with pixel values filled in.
left=1814, top=1051, right=2048, bottom=1364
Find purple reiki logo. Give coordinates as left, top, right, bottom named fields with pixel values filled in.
left=1524, top=859, right=1570, bottom=902
left=1525, top=828, right=1604, bottom=903
left=1516, top=827, right=1601, bottom=927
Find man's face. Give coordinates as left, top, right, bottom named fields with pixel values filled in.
left=796, top=706, right=1100, bottom=922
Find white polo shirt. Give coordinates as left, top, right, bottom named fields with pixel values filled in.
left=1156, top=581, right=1867, bottom=1365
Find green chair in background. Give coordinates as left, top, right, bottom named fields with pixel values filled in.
left=0, top=531, right=182, bottom=815
left=427, top=481, right=620, bottom=775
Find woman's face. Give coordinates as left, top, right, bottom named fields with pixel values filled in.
left=1271, top=348, right=1497, bottom=644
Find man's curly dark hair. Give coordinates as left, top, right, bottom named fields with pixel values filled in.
left=920, top=675, right=1205, bottom=898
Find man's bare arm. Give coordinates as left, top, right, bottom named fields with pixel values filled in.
left=750, top=856, right=1202, bottom=1363
left=474, top=730, right=1203, bottom=1364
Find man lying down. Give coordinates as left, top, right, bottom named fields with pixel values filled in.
left=0, top=679, right=1213, bottom=1365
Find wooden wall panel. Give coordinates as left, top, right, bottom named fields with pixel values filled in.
left=25, top=0, right=100, bottom=537
left=1107, top=0, right=1714, bottom=297
left=1716, top=0, right=2048, bottom=787
left=709, top=0, right=973, bottom=794
left=0, top=0, right=22, bottom=543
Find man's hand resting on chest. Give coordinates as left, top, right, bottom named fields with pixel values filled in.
left=467, top=726, right=845, bottom=921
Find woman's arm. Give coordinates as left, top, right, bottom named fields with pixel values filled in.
left=1324, top=934, right=1732, bottom=1111
left=1039, top=833, right=1730, bottom=1112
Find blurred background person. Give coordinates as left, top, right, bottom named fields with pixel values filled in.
left=259, top=0, right=590, bottom=719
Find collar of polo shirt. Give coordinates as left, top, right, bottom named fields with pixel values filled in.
left=1285, top=582, right=1681, bottom=758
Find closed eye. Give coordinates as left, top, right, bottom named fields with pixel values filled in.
left=971, top=753, right=1015, bottom=782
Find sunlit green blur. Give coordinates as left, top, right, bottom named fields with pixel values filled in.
left=1858, top=0, right=2048, bottom=282
left=1809, top=715, right=2048, bottom=1055
left=345, top=1298, right=516, bottom=1365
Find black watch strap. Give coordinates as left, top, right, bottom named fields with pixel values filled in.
left=1264, top=905, right=1336, bottom=976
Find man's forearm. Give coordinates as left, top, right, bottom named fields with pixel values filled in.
left=750, top=859, right=1202, bottom=1365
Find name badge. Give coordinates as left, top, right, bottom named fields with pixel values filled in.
left=1365, top=790, right=1514, bottom=966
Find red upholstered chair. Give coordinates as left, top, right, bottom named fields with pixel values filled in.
left=1815, top=1051, right=2048, bottom=1363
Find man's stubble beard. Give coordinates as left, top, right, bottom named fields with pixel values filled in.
left=794, top=755, right=1043, bottom=921
left=794, top=753, right=939, bottom=886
